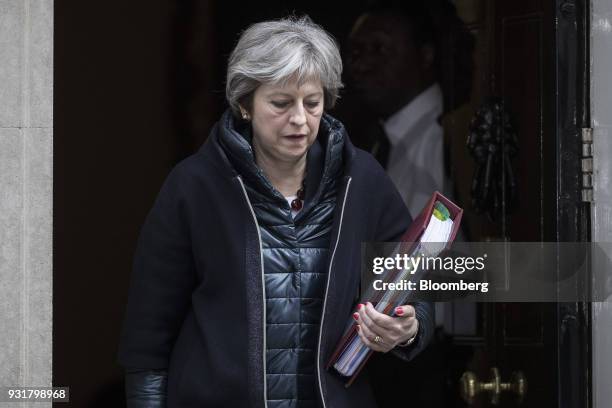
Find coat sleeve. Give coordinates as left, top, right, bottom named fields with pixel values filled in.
left=124, top=368, right=168, bottom=408
left=371, top=163, right=435, bottom=363
left=117, top=166, right=197, bottom=370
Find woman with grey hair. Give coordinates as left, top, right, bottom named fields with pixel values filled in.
left=118, top=16, right=433, bottom=408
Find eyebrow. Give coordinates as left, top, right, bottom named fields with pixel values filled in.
left=267, top=91, right=324, bottom=98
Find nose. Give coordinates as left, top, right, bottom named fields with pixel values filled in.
left=289, top=103, right=307, bottom=127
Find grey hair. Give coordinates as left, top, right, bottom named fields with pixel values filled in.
left=226, top=16, right=343, bottom=116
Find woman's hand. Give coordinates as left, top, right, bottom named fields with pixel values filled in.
left=353, top=302, right=419, bottom=353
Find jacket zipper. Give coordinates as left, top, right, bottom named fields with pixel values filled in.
left=236, top=176, right=268, bottom=408
left=317, top=177, right=352, bottom=408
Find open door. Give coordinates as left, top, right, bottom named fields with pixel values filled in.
left=367, top=0, right=592, bottom=407
left=444, top=0, right=591, bottom=406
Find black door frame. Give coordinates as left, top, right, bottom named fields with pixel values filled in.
left=555, top=0, right=592, bottom=407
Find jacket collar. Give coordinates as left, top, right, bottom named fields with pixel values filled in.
left=206, top=109, right=349, bottom=207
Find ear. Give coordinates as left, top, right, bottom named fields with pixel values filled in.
left=238, top=105, right=251, bottom=121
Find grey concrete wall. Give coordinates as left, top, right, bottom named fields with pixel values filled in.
left=591, top=1, right=612, bottom=407
left=0, top=0, right=53, bottom=407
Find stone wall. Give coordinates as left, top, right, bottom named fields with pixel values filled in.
left=0, top=1, right=53, bottom=407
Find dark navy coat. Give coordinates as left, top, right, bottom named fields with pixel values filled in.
left=118, top=111, right=434, bottom=408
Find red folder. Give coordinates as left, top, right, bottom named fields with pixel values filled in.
left=326, top=191, right=463, bottom=386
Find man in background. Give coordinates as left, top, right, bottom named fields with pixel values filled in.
left=345, top=1, right=473, bottom=217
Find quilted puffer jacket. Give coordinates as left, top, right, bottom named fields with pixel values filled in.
left=218, top=120, right=344, bottom=407
left=118, top=109, right=435, bottom=408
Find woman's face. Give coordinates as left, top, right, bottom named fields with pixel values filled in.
left=248, top=78, right=324, bottom=164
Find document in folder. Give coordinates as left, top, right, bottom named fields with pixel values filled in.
left=326, top=191, right=463, bottom=386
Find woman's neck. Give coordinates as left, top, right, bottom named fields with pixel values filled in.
left=253, top=141, right=306, bottom=197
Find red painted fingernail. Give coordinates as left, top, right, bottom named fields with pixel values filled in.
left=357, top=303, right=363, bottom=310
left=395, top=307, right=404, bottom=315
left=353, top=313, right=359, bottom=321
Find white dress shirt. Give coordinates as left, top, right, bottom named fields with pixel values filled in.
left=382, top=84, right=472, bottom=331
left=383, top=83, right=447, bottom=219
left=383, top=83, right=462, bottom=332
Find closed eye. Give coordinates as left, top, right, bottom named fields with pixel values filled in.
left=271, top=101, right=290, bottom=108
left=306, top=101, right=321, bottom=108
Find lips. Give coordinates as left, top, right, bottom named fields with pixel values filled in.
left=283, top=134, right=308, bottom=142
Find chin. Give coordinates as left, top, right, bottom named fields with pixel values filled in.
left=279, top=147, right=308, bottom=162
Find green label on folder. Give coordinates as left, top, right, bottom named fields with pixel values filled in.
left=432, top=201, right=450, bottom=221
